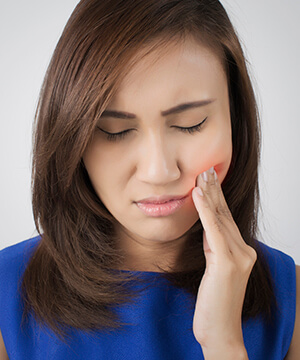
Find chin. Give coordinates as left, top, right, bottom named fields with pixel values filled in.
left=136, top=223, right=193, bottom=242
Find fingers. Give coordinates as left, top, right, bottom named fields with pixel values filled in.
left=192, top=169, right=230, bottom=255
left=192, top=167, right=250, bottom=256
left=196, top=167, right=230, bottom=219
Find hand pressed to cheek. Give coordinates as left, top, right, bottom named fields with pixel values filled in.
left=193, top=168, right=229, bottom=254
left=191, top=167, right=257, bottom=351
left=193, top=167, right=244, bottom=252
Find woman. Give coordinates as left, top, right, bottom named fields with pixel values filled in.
left=0, top=0, right=299, bottom=359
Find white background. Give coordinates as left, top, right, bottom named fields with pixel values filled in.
left=0, top=1, right=299, bottom=263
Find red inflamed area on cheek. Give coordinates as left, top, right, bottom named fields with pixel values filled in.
left=215, top=158, right=232, bottom=181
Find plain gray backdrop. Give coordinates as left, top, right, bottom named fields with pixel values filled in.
left=0, top=1, right=299, bottom=263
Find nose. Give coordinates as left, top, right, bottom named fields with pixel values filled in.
left=135, top=132, right=180, bottom=185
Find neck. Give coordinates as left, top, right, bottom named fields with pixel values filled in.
left=114, top=227, right=188, bottom=273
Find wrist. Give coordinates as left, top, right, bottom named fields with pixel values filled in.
left=201, top=342, right=248, bottom=360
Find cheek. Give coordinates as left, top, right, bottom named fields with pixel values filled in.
left=184, top=128, right=232, bottom=184
left=83, top=139, right=119, bottom=177
left=83, top=140, right=130, bottom=203
left=82, top=142, right=110, bottom=193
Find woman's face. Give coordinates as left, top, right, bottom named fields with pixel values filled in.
left=83, top=37, right=232, bottom=261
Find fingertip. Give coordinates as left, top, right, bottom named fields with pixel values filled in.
left=192, top=187, right=204, bottom=208
left=196, top=173, right=202, bottom=187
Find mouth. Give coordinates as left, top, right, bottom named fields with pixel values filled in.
left=135, top=195, right=189, bottom=217
left=135, top=194, right=188, bottom=205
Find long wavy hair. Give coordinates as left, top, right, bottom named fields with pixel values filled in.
left=22, top=0, right=276, bottom=337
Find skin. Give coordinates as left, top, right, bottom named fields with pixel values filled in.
left=83, top=37, right=232, bottom=272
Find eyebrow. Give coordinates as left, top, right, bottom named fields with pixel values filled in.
left=100, top=99, right=216, bottom=120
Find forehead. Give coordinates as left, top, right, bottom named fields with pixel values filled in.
left=107, top=37, right=227, bottom=110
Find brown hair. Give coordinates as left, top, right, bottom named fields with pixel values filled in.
left=22, top=0, right=276, bottom=337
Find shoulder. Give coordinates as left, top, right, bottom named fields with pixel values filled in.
left=0, top=236, right=41, bottom=360
left=255, top=240, right=300, bottom=359
left=285, top=265, right=300, bottom=359
left=255, top=240, right=296, bottom=289
left=254, top=240, right=296, bottom=357
left=254, top=239, right=296, bottom=303
left=0, top=236, right=41, bottom=305
left=255, top=239, right=295, bottom=267
left=0, top=236, right=41, bottom=272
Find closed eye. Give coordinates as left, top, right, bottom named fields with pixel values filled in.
left=172, top=117, right=208, bottom=134
left=97, top=117, right=208, bottom=142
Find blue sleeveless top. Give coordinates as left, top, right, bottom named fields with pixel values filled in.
left=0, top=236, right=296, bottom=359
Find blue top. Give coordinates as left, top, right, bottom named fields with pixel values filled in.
left=0, top=236, right=296, bottom=360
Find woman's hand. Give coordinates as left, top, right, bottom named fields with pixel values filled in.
left=191, top=167, right=256, bottom=359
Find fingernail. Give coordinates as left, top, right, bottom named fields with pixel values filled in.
left=196, top=187, right=203, bottom=197
left=201, top=171, right=208, bottom=182
left=214, top=170, right=218, bottom=181
left=196, top=174, right=201, bottom=187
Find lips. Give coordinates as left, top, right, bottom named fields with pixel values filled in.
left=135, top=194, right=188, bottom=204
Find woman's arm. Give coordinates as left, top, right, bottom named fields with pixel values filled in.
left=0, top=330, right=9, bottom=360
left=285, top=265, right=300, bottom=359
